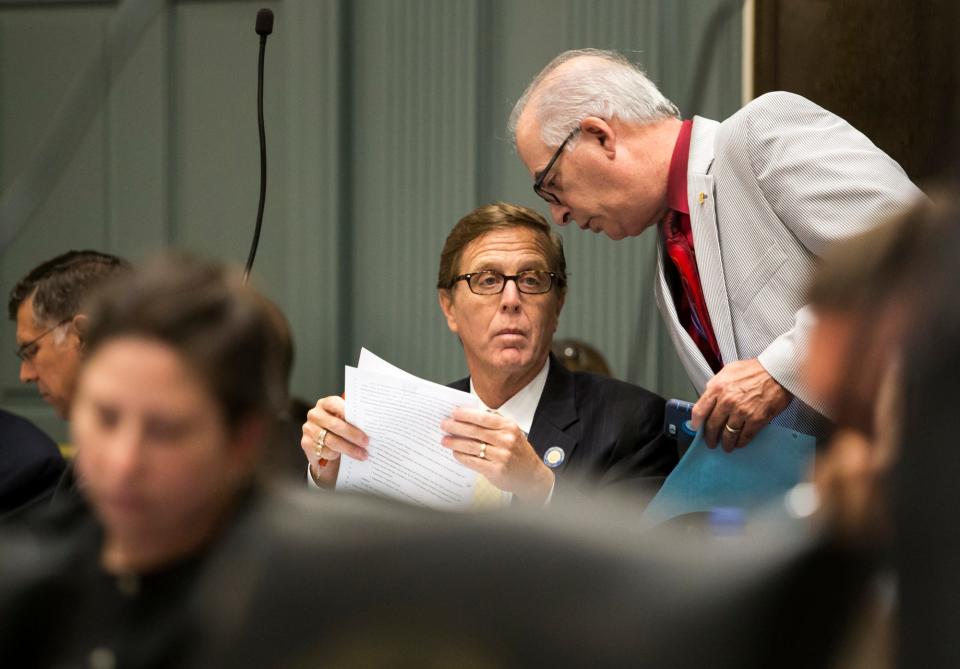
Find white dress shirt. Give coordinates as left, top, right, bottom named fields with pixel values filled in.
left=469, top=357, right=552, bottom=505
left=468, top=356, right=549, bottom=435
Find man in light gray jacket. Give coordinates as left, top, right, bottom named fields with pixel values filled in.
left=510, top=48, right=923, bottom=449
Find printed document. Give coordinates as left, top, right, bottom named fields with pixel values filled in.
left=336, top=349, right=479, bottom=509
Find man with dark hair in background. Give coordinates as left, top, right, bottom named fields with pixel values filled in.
left=3, top=250, right=130, bottom=514
left=9, top=250, right=130, bottom=419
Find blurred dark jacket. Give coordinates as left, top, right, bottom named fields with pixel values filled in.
left=0, top=482, right=871, bottom=668
left=0, top=408, right=64, bottom=518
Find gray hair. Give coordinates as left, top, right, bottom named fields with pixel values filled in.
left=508, top=49, right=679, bottom=148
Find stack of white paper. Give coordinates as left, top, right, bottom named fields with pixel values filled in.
left=336, top=349, right=480, bottom=509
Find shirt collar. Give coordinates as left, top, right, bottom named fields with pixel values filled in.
left=469, top=357, right=550, bottom=435
left=666, top=119, right=693, bottom=215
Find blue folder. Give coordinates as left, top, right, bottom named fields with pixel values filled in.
left=642, top=424, right=815, bottom=527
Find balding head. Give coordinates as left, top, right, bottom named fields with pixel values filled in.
left=510, top=51, right=682, bottom=242
left=509, top=49, right=679, bottom=149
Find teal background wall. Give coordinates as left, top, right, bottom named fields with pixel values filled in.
left=0, top=0, right=742, bottom=441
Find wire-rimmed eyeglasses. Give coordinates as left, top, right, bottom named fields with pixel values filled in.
left=15, top=317, right=72, bottom=363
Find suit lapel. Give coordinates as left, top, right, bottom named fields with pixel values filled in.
left=526, top=355, right=579, bottom=475
left=454, top=358, right=579, bottom=474
left=687, top=116, right=738, bottom=366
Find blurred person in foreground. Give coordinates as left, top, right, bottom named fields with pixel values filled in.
left=257, top=297, right=318, bottom=485
left=0, top=254, right=286, bottom=666
left=799, top=203, right=937, bottom=669
left=803, top=211, right=929, bottom=550
left=889, top=197, right=960, bottom=668
left=802, top=197, right=960, bottom=668
left=0, top=254, right=871, bottom=668
left=301, top=202, right=676, bottom=505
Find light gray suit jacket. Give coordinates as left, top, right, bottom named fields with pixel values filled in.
left=655, top=92, right=923, bottom=436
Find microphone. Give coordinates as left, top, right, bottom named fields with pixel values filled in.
left=244, top=8, right=275, bottom=282
left=255, top=8, right=274, bottom=36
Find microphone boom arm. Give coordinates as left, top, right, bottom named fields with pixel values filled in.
left=244, top=10, right=273, bottom=282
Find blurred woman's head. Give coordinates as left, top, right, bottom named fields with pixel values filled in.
left=805, top=201, right=939, bottom=434
left=895, top=195, right=960, bottom=667
left=803, top=196, right=944, bottom=549
left=70, top=254, right=285, bottom=572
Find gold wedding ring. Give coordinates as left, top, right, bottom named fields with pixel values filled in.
left=724, top=423, right=743, bottom=434
left=316, top=427, right=328, bottom=447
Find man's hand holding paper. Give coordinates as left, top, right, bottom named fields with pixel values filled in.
left=441, top=407, right=555, bottom=506
left=336, top=365, right=482, bottom=508
left=300, top=395, right=369, bottom=488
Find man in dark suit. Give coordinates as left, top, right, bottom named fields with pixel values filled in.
left=301, top=203, right=675, bottom=504
left=0, top=408, right=64, bottom=516
left=445, top=359, right=671, bottom=502
left=6, top=251, right=131, bottom=512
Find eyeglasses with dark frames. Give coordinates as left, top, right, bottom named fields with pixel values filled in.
left=453, top=270, right=560, bottom=295
left=15, top=317, right=72, bottom=363
left=533, top=127, right=580, bottom=206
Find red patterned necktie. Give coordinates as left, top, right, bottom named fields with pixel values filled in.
left=662, top=210, right=723, bottom=372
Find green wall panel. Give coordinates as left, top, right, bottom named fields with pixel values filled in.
left=348, top=0, right=479, bottom=384
left=0, top=0, right=742, bottom=443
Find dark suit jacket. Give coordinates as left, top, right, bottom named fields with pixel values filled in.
left=449, top=354, right=677, bottom=501
left=0, top=484, right=869, bottom=669
left=0, top=408, right=65, bottom=517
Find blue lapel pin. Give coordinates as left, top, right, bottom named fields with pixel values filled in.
left=543, top=446, right=565, bottom=469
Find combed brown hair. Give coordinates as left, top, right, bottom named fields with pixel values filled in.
left=82, top=254, right=286, bottom=430
left=8, top=250, right=130, bottom=323
left=437, top=202, right=567, bottom=297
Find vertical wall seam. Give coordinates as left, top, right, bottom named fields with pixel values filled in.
left=337, top=0, right=354, bottom=368
left=163, top=3, right=177, bottom=247
left=101, top=13, right=112, bottom=250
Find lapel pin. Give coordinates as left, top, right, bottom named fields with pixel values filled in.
left=543, top=446, right=565, bottom=468
left=698, top=191, right=707, bottom=204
